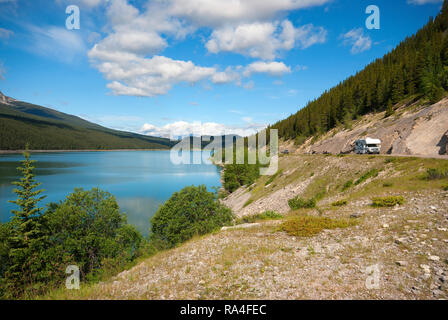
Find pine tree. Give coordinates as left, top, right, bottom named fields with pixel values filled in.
left=385, top=100, right=394, bottom=118
left=6, top=145, right=46, bottom=296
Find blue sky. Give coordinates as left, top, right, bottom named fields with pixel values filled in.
left=0, top=0, right=443, bottom=138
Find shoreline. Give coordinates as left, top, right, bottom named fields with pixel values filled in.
left=0, top=149, right=173, bottom=155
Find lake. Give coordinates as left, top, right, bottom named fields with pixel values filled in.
left=0, top=151, right=221, bottom=235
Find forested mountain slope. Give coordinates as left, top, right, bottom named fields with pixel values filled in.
left=0, top=91, right=174, bottom=150
left=271, top=1, right=448, bottom=145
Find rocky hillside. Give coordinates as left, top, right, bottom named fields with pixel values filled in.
left=279, top=98, right=448, bottom=157
left=46, top=154, right=448, bottom=300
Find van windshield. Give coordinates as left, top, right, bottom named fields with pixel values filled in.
left=367, top=144, right=379, bottom=147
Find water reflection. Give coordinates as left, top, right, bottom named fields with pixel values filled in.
left=0, top=151, right=221, bottom=236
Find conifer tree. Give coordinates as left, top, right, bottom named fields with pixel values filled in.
left=6, top=145, right=46, bottom=295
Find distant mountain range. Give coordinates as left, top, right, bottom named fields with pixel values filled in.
left=0, top=91, right=175, bottom=150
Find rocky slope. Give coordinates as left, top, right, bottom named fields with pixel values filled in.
left=49, top=154, right=448, bottom=300
left=280, top=98, right=448, bottom=157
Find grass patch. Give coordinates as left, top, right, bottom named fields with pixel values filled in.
left=425, top=168, right=448, bottom=180
left=236, top=211, right=283, bottom=224
left=280, top=215, right=357, bottom=237
left=265, top=170, right=283, bottom=186
left=243, top=198, right=254, bottom=208
left=331, top=199, right=348, bottom=207
left=342, top=180, right=353, bottom=191
left=382, top=182, right=394, bottom=187
left=288, top=197, right=316, bottom=210
left=385, top=157, right=398, bottom=164
left=354, top=169, right=379, bottom=185
left=371, top=196, right=405, bottom=207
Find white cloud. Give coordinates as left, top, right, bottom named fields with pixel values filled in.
left=0, top=62, right=5, bottom=80
left=340, top=28, right=372, bottom=54
left=166, top=0, right=331, bottom=26
left=27, top=25, right=86, bottom=62
left=243, top=61, right=291, bottom=77
left=55, top=0, right=105, bottom=9
left=211, top=66, right=242, bottom=85
left=140, top=120, right=266, bottom=139
left=86, top=0, right=329, bottom=96
left=407, top=0, right=442, bottom=4
left=0, top=27, right=13, bottom=40
left=206, top=21, right=327, bottom=60
left=89, top=50, right=217, bottom=97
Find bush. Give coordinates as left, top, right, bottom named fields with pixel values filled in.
left=383, top=182, right=394, bottom=187
left=2, top=187, right=144, bottom=298
left=443, top=184, right=448, bottom=191
left=354, top=169, right=379, bottom=185
left=331, top=199, right=348, bottom=207
left=371, top=196, right=405, bottom=207
left=43, top=188, right=144, bottom=281
left=288, top=197, right=316, bottom=210
left=243, top=198, right=254, bottom=208
left=236, top=211, right=283, bottom=224
left=150, top=185, right=234, bottom=248
left=280, top=215, right=357, bottom=237
left=425, top=168, right=448, bottom=180
left=342, top=180, right=353, bottom=191
left=265, top=170, right=282, bottom=186
left=223, top=163, right=260, bottom=193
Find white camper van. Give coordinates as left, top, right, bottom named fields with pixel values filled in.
left=354, top=138, right=381, bottom=154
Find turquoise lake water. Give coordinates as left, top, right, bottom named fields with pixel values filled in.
left=0, top=151, right=221, bottom=235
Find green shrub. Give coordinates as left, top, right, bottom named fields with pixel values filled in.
left=294, top=135, right=307, bottom=146
left=331, top=199, right=348, bottom=207
left=342, top=180, right=353, bottom=191
left=150, top=185, right=234, bottom=248
left=281, top=215, right=357, bottom=237
left=371, top=196, right=405, bottom=207
left=425, top=168, right=448, bottom=180
left=223, top=163, right=260, bottom=193
left=236, top=211, right=283, bottom=224
left=265, top=170, right=283, bottom=186
left=44, top=188, right=144, bottom=281
left=443, top=184, right=448, bottom=191
left=354, top=169, right=379, bottom=185
left=313, top=188, right=327, bottom=201
left=243, top=198, right=254, bottom=208
left=383, top=182, right=394, bottom=187
left=288, top=197, right=316, bottom=210
left=385, top=157, right=398, bottom=164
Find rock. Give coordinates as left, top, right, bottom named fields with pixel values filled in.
left=430, top=206, right=437, bottom=211
left=221, top=223, right=261, bottom=231
left=440, top=276, right=448, bottom=283
left=437, top=227, right=447, bottom=232
left=432, top=289, right=444, bottom=297
left=383, top=224, right=390, bottom=228
left=350, top=213, right=361, bottom=219
left=420, top=264, right=431, bottom=274
left=396, top=261, right=408, bottom=267
left=429, top=255, right=440, bottom=262
left=395, top=238, right=407, bottom=245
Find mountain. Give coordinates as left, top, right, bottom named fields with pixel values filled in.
left=0, top=91, right=175, bottom=150
left=271, top=1, right=448, bottom=146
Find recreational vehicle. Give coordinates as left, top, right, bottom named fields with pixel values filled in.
left=354, top=138, right=381, bottom=154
